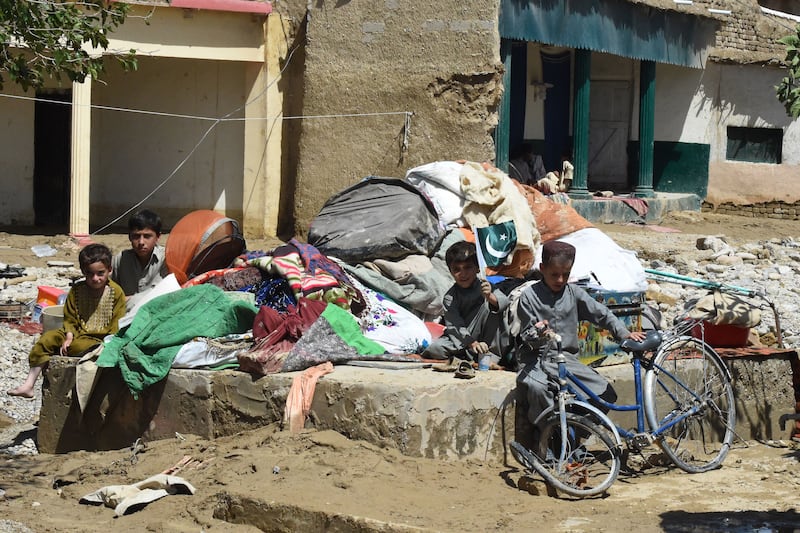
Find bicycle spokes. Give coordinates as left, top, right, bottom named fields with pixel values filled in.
left=644, top=337, right=735, bottom=473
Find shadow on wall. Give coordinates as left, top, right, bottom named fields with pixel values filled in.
left=278, top=16, right=307, bottom=241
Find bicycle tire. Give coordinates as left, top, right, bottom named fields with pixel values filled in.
left=644, top=335, right=735, bottom=473
left=511, top=413, right=620, bottom=498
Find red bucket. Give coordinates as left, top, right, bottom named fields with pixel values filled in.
left=690, top=321, right=749, bottom=348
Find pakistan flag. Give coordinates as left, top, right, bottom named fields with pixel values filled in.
left=475, top=221, right=517, bottom=268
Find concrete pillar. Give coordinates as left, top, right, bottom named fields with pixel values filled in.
left=241, top=59, right=269, bottom=237
left=570, top=49, right=591, bottom=199
left=69, top=77, right=92, bottom=234
left=635, top=60, right=656, bottom=198
left=241, top=13, right=286, bottom=239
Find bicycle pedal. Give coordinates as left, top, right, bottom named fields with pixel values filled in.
left=627, top=433, right=654, bottom=451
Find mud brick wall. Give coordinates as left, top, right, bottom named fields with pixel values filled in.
left=703, top=201, right=800, bottom=220
left=693, top=0, right=787, bottom=60
left=291, top=0, right=503, bottom=236
left=722, top=350, right=800, bottom=440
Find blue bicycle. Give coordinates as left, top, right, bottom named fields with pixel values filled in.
left=510, top=325, right=736, bottom=498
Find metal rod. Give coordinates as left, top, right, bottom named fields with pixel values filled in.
left=644, top=268, right=757, bottom=297
left=645, top=269, right=785, bottom=348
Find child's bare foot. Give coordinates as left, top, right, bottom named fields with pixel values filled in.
left=7, top=385, right=34, bottom=399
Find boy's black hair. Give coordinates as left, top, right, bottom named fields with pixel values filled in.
left=128, top=209, right=162, bottom=235
left=445, top=241, right=478, bottom=269
left=79, top=243, right=113, bottom=272
left=510, top=142, right=535, bottom=160
left=541, top=240, right=576, bottom=266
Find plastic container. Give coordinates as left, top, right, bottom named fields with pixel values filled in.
left=32, top=303, right=43, bottom=323
left=41, top=305, right=64, bottom=332
left=37, top=286, right=67, bottom=307
left=690, top=321, right=749, bottom=348
left=478, top=355, right=491, bottom=371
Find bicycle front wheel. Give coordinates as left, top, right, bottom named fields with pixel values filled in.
left=512, top=413, right=620, bottom=498
left=644, top=336, right=735, bottom=473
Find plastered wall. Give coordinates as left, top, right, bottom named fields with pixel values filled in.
left=291, top=0, right=503, bottom=236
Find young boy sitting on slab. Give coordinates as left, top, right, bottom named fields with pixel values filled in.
left=8, top=244, right=126, bottom=398
left=423, top=241, right=510, bottom=368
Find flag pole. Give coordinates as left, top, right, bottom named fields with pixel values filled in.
left=473, top=227, right=488, bottom=280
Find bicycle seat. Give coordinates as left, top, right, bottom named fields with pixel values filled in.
left=619, top=330, right=662, bottom=353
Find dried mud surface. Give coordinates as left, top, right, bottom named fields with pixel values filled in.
left=2, top=211, right=800, bottom=532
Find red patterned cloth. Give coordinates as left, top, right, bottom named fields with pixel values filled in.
left=3, top=319, right=43, bottom=335
left=239, top=298, right=328, bottom=375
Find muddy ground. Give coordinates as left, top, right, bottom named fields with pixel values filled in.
left=2, top=211, right=800, bottom=532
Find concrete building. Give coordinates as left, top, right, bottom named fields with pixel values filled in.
left=702, top=1, right=800, bottom=209
left=1, top=0, right=797, bottom=237
left=0, top=0, right=283, bottom=238
left=498, top=0, right=799, bottom=207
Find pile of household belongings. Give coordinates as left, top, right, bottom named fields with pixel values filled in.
left=92, top=163, right=647, bottom=401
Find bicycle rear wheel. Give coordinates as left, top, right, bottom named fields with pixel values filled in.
left=511, top=413, right=620, bottom=498
left=644, top=336, right=735, bottom=473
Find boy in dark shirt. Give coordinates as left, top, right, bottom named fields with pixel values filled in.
left=111, top=209, right=169, bottom=312
left=423, top=241, right=510, bottom=366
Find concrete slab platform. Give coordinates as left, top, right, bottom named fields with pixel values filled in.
left=38, top=358, right=516, bottom=459
left=38, top=349, right=798, bottom=457
left=571, top=192, right=700, bottom=224
left=601, top=350, right=799, bottom=441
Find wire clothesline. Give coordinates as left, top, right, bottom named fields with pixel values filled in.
left=12, top=38, right=416, bottom=235
left=0, top=92, right=412, bottom=122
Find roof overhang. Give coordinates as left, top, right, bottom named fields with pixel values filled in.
left=499, top=0, right=719, bottom=68
left=123, top=0, right=272, bottom=15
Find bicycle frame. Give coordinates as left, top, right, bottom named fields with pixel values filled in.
left=532, top=347, right=714, bottom=443
left=513, top=323, right=736, bottom=494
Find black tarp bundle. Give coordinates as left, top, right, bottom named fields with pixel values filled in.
left=308, top=177, right=445, bottom=263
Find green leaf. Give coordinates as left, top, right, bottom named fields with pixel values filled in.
left=776, top=24, right=800, bottom=119
left=0, top=0, right=135, bottom=90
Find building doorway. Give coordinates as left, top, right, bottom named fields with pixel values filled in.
left=588, top=80, right=631, bottom=191
left=541, top=51, right=571, bottom=173
left=34, top=90, right=71, bottom=227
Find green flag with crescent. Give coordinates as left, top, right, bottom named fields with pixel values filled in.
left=475, top=221, right=517, bottom=268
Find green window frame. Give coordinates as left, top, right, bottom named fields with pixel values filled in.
left=726, top=126, right=783, bottom=164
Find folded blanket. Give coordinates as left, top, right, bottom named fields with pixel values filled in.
left=96, top=284, right=257, bottom=397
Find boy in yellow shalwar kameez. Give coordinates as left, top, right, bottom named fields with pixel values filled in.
left=8, top=243, right=126, bottom=398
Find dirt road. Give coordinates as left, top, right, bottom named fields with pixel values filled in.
left=2, top=425, right=800, bottom=532
left=1, top=211, right=800, bottom=532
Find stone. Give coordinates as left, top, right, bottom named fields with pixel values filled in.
left=38, top=357, right=516, bottom=460
left=717, top=255, right=743, bottom=266
left=696, top=235, right=729, bottom=252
